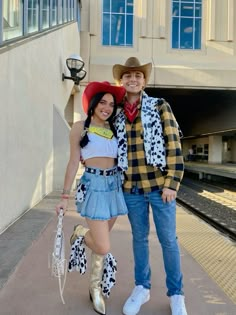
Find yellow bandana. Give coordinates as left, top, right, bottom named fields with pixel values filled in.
left=89, top=126, right=113, bottom=139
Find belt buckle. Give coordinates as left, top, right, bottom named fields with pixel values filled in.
left=103, top=169, right=108, bottom=176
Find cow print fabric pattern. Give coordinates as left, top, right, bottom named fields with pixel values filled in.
left=75, top=182, right=87, bottom=203
left=101, top=253, right=117, bottom=298
left=68, top=237, right=117, bottom=298
left=68, top=236, right=87, bottom=274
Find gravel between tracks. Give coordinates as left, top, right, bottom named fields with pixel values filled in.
left=177, top=178, right=236, bottom=234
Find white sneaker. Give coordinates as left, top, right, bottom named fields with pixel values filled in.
left=123, top=285, right=150, bottom=315
left=170, top=295, right=188, bottom=315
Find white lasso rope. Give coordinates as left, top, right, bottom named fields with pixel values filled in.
left=49, top=209, right=67, bottom=304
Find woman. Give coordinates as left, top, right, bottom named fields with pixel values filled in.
left=55, top=81, right=127, bottom=315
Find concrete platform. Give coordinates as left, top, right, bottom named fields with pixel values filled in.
left=184, top=161, right=236, bottom=180
left=0, top=191, right=235, bottom=315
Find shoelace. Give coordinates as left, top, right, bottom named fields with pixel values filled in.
left=130, top=286, right=145, bottom=301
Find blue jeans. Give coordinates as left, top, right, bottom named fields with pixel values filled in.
left=124, top=190, right=184, bottom=296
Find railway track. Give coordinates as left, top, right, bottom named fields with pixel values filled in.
left=177, top=177, right=236, bottom=242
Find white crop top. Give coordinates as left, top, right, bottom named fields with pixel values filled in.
left=81, top=130, right=118, bottom=160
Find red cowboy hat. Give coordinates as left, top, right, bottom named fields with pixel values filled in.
left=82, top=81, right=126, bottom=114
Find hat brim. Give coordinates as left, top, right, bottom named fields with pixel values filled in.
left=82, top=81, right=126, bottom=114
left=113, top=63, right=152, bottom=86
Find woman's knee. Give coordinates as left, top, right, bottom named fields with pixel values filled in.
left=94, top=242, right=110, bottom=255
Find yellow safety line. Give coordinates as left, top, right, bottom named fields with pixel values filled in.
left=177, top=207, right=236, bottom=304
left=197, top=190, right=236, bottom=211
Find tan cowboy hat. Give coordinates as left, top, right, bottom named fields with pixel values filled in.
left=112, top=57, right=152, bottom=86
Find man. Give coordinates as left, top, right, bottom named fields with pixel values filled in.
left=113, top=57, right=187, bottom=315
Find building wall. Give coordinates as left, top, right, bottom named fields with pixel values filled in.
left=209, top=135, right=222, bottom=163
left=231, top=139, right=236, bottom=162
left=80, top=0, right=236, bottom=88
left=0, top=23, right=81, bottom=233
left=78, top=0, right=236, bottom=164
left=1, top=1, right=235, bottom=232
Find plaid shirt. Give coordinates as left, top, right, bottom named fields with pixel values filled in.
left=123, top=100, right=184, bottom=193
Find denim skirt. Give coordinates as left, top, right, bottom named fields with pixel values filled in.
left=75, top=166, right=128, bottom=220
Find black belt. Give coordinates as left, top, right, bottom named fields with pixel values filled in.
left=85, top=167, right=118, bottom=176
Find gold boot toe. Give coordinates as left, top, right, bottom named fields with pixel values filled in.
left=70, top=224, right=89, bottom=245
left=89, top=288, right=106, bottom=315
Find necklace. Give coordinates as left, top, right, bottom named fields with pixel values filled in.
left=89, top=126, right=113, bottom=139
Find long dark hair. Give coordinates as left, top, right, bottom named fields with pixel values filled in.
left=80, top=92, right=117, bottom=148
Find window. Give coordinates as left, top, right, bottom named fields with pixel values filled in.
left=58, top=0, right=63, bottom=24
left=172, top=0, right=202, bottom=49
left=197, top=146, right=203, bottom=153
left=51, top=0, right=58, bottom=26
left=28, top=0, right=39, bottom=33
left=204, top=144, right=208, bottom=155
left=3, top=0, right=23, bottom=41
left=63, top=0, right=68, bottom=23
left=42, top=0, right=50, bottom=30
left=70, top=0, right=76, bottom=21
left=1, top=0, right=77, bottom=46
left=68, top=0, right=75, bottom=21
left=102, top=0, right=134, bottom=46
